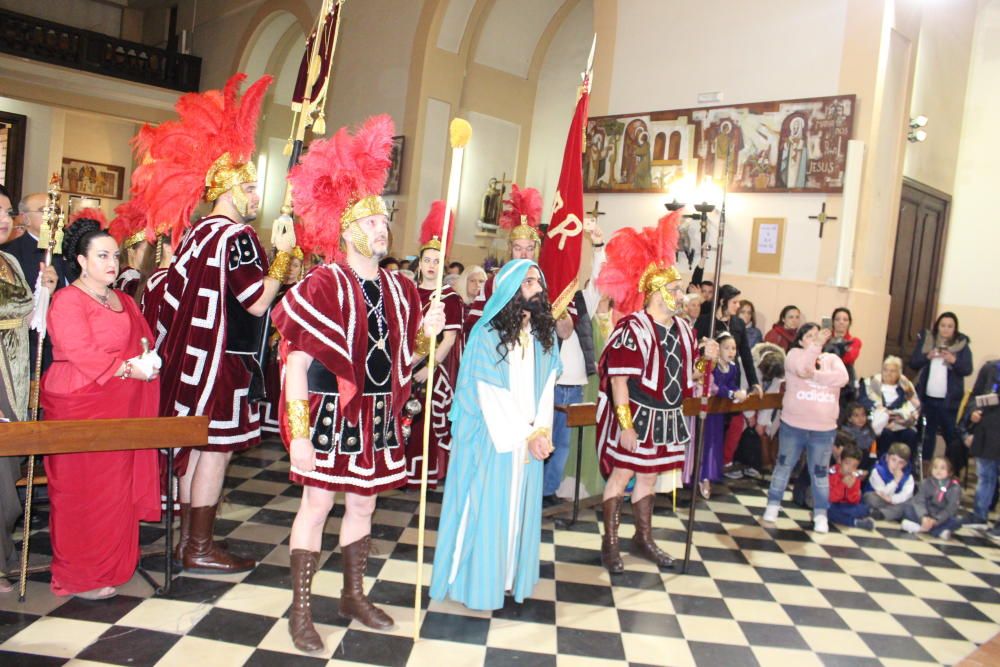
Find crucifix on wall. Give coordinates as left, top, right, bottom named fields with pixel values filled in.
left=809, top=202, right=838, bottom=238
left=387, top=199, right=399, bottom=222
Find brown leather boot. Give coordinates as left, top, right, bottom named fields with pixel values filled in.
left=182, top=505, right=255, bottom=574
left=288, top=549, right=324, bottom=653
left=601, top=496, right=625, bottom=574
left=338, top=536, right=393, bottom=630
left=173, top=503, right=229, bottom=570
left=631, top=495, right=674, bottom=569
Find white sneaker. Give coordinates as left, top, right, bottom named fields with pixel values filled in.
left=762, top=504, right=780, bottom=523
left=813, top=515, right=829, bottom=533
left=901, top=519, right=921, bottom=534
left=938, top=529, right=952, bottom=540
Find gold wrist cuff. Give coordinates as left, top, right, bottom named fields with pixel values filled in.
left=414, top=330, right=432, bottom=358
left=268, top=251, right=292, bottom=281
left=286, top=399, right=311, bottom=440
left=615, top=404, right=634, bottom=431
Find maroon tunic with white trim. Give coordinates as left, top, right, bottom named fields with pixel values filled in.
left=596, top=311, right=698, bottom=478
left=272, top=264, right=422, bottom=494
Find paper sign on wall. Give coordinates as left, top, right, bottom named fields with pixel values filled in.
left=757, top=223, right=779, bottom=254
left=749, top=217, right=785, bottom=274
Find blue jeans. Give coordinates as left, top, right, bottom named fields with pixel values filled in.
left=974, top=457, right=999, bottom=522
left=828, top=502, right=870, bottom=527
left=767, top=423, right=836, bottom=515
left=544, top=384, right=584, bottom=496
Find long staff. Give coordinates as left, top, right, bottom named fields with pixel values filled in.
left=19, top=176, right=64, bottom=601
left=413, top=119, right=471, bottom=640
left=681, top=149, right=731, bottom=574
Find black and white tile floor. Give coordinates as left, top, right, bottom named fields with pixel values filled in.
left=2, top=438, right=999, bottom=666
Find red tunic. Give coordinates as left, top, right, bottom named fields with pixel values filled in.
left=463, top=273, right=494, bottom=335
left=272, top=264, right=423, bottom=495
left=140, top=267, right=168, bottom=345
left=40, top=286, right=160, bottom=595
left=596, top=311, right=697, bottom=477
left=114, top=267, right=141, bottom=300
left=405, top=285, right=463, bottom=488
left=157, top=216, right=270, bottom=452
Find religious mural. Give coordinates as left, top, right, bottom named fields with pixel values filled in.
left=584, top=94, right=855, bottom=194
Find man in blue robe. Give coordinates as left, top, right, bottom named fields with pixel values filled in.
left=430, top=259, right=562, bottom=611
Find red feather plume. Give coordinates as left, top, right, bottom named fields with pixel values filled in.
left=107, top=199, right=149, bottom=245
left=596, top=210, right=681, bottom=316
left=289, top=114, right=395, bottom=262
left=419, top=200, right=455, bottom=251
left=133, top=73, right=273, bottom=246
left=68, top=207, right=108, bottom=230
left=498, top=184, right=543, bottom=231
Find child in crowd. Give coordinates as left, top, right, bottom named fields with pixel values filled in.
left=827, top=444, right=875, bottom=530
left=692, top=332, right=745, bottom=499
left=864, top=442, right=915, bottom=520
left=842, top=402, right=877, bottom=470
left=901, top=456, right=962, bottom=539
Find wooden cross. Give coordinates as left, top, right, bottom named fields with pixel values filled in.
left=809, top=202, right=838, bottom=238
left=387, top=199, right=399, bottom=222
left=587, top=199, right=605, bottom=220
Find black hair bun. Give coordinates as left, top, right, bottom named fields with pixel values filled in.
left=62, top=219, right=102, bottom=259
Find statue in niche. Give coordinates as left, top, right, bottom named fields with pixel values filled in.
left=479, top=177, right=507, bottom=228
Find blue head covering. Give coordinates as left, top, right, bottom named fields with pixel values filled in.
left=468, top=259, right=544, bottom=342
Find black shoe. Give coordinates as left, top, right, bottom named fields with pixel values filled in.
left=542, top=494, right=562, bottom=509
left=960, top=513, right=988, bottom=529
left=869, top=508, right=884, bottom=520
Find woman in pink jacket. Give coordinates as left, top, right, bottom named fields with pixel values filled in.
left=762, top=323, right=848, bottom=533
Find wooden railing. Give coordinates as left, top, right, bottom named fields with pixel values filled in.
left=0, top=8, right=201, bottom=92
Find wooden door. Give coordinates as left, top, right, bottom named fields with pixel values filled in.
left=884, top=179, right=950, bottom=364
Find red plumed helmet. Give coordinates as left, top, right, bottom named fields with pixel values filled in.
left=107, top=200, right=150, bottom=249
left=68, top=207, right=109, bottom=231
left=596, top=210, right=682, bottom=317
left=498, top=184, right=543, bottom=242
left=288, top=114, right=395, bottom=262
left=419, top=200, right=455, bottom=253
left=133, top=73, right=273, bottom=246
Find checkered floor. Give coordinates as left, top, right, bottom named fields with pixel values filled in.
left=2, top=438, right=999, bottom=667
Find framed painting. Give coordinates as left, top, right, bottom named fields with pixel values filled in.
left=61, top=157, right=126, bottom=200
left=584, top=94, right=855, bottom=194
left=383, top=135, right=404, bottom=195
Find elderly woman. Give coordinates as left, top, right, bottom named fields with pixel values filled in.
left=454, top=265, right=487, bottom=339
left=858, top=356, right=921, bottom=467
left=681, top=293, right=703, bottom=326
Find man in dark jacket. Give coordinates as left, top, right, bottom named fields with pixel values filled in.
left=0, top=191, right=68, bottom=377
left=960, top=360, right=1000, bottom=539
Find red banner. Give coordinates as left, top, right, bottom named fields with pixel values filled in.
left=539, top=87, right=590, bottom=317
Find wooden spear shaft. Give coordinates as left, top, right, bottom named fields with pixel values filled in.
left=413, top=119, right=470, bottom=641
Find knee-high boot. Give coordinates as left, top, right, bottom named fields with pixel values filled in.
left=601, top=496, right=625, bottom=574
left=182, top=505, right=255, bottom=574
left=338, top=535, right=393, bottom=630
left=288, top=549, right=324, bottom=653
left=631, top=495, right=674, bottom=569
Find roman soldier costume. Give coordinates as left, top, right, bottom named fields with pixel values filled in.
left=271, top=115, right=433, bottom=647
left=594, top=211, right=699, bottom=572
left=136, top=73, right=295, bottom=573
left=404, top=200, right=463, bottom=487
left=464, top=184, right=543, bottom=332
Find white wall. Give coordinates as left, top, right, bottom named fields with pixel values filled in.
left=940, top=2, right=998, bottom=308
left=525, top=0, right=594, bottom=227
left=599, top=0, right=849, bottom=285
left=455, top=111, right=521, bottom=246
left=61, top=112, right=138, bottom=215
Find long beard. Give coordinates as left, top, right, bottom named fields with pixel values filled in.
left=521, top=292, right=549, bottom=316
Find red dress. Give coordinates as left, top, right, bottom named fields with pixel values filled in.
left=40, top=286, right=160, bottom=595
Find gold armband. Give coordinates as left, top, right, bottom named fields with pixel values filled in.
left=268, top=250, right=293, bottom=281
left=615, top=404, right=634, bottom=431
left=414, top=329, right=432, bottom=358
left=286, top=399, right=311, bottom=440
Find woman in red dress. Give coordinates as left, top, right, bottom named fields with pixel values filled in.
left=40, top=217, right=161, bottom=599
